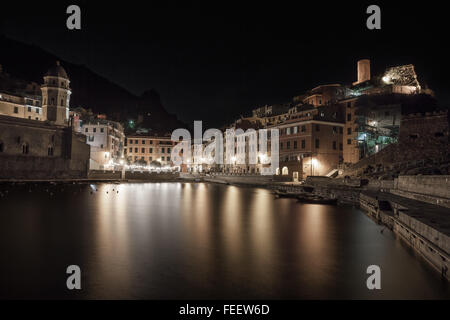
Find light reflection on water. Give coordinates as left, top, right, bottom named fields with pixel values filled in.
left=0, top=182, right=448, bottom=299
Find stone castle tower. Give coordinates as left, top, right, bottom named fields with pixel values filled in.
left=41, top=61, right=71, bottom=126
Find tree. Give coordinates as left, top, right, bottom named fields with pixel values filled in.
left=150, top=160, right=162, bottom=168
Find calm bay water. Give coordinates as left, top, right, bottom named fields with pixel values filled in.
left=0, top=182, right=448, bottom=299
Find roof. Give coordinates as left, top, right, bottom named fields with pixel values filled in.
left=45, top=61, right=69, bottom=79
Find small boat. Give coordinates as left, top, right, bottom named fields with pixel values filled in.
left=274, top=190, right=299, bottom=198
left=296, top=194, right=337, bottom=205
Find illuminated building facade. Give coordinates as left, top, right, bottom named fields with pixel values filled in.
left=271, top=105, right=344, bottom=179
left=125, top=135, right=175, bottom=167
left=78, top=119, right=125, bottom=169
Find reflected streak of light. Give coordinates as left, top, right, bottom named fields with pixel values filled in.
left=222, top=186, right=243, bottom=264
left=94, top=184, right=132, bottom=293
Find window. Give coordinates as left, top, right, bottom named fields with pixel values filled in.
left=134, top=140, right=138, bottom=144
left=101, top=144, right=104, bottom=149
left=161, top=148, right=165, bottom=153
left=301, top=125, right=306, bottom=132
left=167, top=147, right=171, bottom=153
left=88, top=136, right=94, bottom=142
left=333, top=141, right=337, bottom=150
left=28, top=107, right=32, bottom=112
left=61, top=99, right=64, bottom=106
left=142, top=140, right=146, bottom=144
left=48, top=146, right=54, bottom=156
left=347, top=128, right=352, bottom=134
left=22, top=143, right=29, bottom=155
left=129, top=139, right=133, bottom=144
left=315, top=139, right=320, bottom=149
left=93, top=128, right=97, bottom=133
left=150, top=140, right=153, bottom=144
left=339, top=143, right=343, bottom=151
left=339, top=127, right=343, bottom=134
left=347, top=113, right=351, bottom=121
left=14, top=107, right=18, bottom=114
left=150, top=157, right=153, bottom=161
left=134, top=148, right=138, bottom=153
left=167, top=156, right=171, bottom=161
left=280, top=142, right=283, bottom=150
left=142, top=148, right=145, bottom=153
left=347, top=139, right=352, bottom=145
left=293, top=126, right=298, bottom=134
left=150, top=148, right=153, bottom=153
left=85, top=128, right=88, bottom=133
left=100, top=128, right=104, bottom=133
left=286, top=127, right=291, bottom=135
left=333, top=126, right=337, bottom=134
left=301, top=140, right=305, bottom=149
left=293, top=141, right=297, bottom=149
left=129, top=148, right=132, bottom=153
left=287, top=141, right=290, bottom=149
left=161, top=156, right=165, bottom=161
left=316, top=124, right=320, bottom=131
left=51, top=98, right=55, bottom=105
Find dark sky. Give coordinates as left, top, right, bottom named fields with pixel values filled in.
left=1, top=1, right=449, bottom=128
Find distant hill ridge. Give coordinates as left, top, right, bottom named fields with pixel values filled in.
left=0, top=34, right=186, bottom=133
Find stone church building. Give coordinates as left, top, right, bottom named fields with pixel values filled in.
left=0, top=62, right=90, bottom=179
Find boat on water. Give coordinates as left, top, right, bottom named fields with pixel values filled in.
left=296, top=194, right=338, bottom=205
left=274, top=190, right=299, bottom=198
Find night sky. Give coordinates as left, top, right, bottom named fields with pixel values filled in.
left=1, top=1, right=449, bottom=128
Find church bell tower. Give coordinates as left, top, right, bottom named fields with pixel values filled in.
left=41, top=61, right=71, bottom=126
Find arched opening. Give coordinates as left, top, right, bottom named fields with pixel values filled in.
left=22, top=143, right=29, bottom=155
left=282, top=166, right=289, bottom=175
left=275, top=168, right=280, bottom=175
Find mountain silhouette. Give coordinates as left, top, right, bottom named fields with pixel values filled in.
left=0, top=34, right=186, bottom=134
